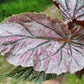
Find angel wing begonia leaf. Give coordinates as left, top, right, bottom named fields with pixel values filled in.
left=0, top=13, right=84, bottom=75
left=52, top=0, right=84, bottom=21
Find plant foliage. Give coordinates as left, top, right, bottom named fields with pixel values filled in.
left=0, top=0, right=84, bottom=83
left=2, top=66, right=64, bottom=83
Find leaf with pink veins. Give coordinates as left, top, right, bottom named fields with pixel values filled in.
left=0, top=13, right=84, bottom=75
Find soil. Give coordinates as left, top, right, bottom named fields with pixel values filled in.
left=44, top=5, right=62, bottom=19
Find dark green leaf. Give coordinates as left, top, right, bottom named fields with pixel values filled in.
left=1, top=66, right=65, bottom=83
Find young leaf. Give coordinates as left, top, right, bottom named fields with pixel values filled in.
left=3, top=66, right=64, bottom=83
left=52, top=0, right=84, bottom=21
left=0, top=13, right=84, bottom=75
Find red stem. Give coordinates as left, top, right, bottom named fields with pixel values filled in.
left=51, top=0, right=60, bottom=9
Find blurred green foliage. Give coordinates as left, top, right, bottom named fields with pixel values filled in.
left=61, top=73, right=84, bottom=84
left=0, top=0, right=15, bottom=4
left=0, top=0, right=52, bottom=22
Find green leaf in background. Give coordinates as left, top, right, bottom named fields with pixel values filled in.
left=2, top=66, right=65, bottom=83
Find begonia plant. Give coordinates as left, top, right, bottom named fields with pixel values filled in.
left=0, top=0, right=84, bottom=83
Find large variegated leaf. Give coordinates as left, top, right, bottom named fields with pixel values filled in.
left=0, top=13, right=84, bottom=75
left=2, top=66, right=64, bottom=83
left=52, top=0, right=84, bottom=21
